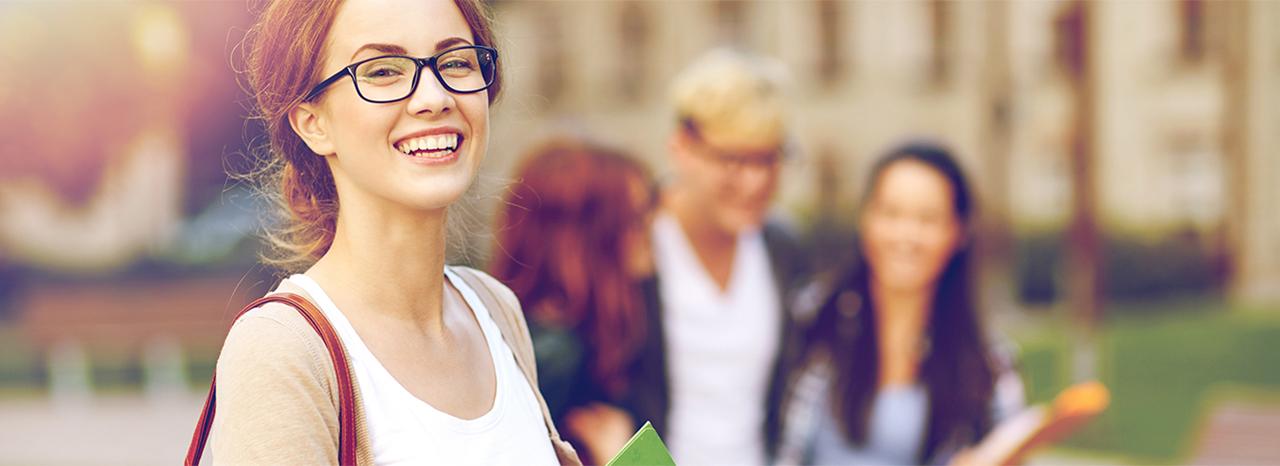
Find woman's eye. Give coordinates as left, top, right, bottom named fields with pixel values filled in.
left=357, top=59, right=412, bottom=82
left=440, top=59, right=476, bottom=71
left=366, top=67, right=402, bottom=78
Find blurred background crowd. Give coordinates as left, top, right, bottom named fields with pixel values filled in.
left=0, top=1, right=1278, bottom=465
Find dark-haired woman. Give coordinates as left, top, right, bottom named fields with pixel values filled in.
left=491, top=137, right=658, bottom=465
left=771, top=143, right=1024, bottom=465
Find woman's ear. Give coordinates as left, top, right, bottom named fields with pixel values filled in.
left=288, top=102, right=336, bottom=156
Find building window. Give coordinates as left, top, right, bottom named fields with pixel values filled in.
left=1179, top=0, right=1206, bottom=63
left=928, top=0, right=952, bottom=86
left=1168, top=135, right=1223, bottom=228
left=815, top=0, right=847, bottom=89
left=712, top=0, right=748, bottom=45
left=618, top=1, right=649, bottom=102
left=1053, top=0, right=1087, bottom=80
left=536, top=6, right=566, bottom=107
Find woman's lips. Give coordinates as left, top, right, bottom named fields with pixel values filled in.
left=396, top=132, right=462, bottom=156
left=395, top=133, right=464, bottom=165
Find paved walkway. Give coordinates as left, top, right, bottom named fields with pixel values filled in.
left=0, top=393, right=206, bottom=466
left=0, top=391, right=1126, bottom=466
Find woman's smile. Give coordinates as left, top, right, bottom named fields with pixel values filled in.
left=393, top=127, right=466, bottom=166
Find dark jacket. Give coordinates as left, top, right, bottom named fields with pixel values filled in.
left=629, top=220, right=812, bottom=452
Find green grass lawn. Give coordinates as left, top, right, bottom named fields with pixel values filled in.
left=1014, top=299, right=1280, bottom=463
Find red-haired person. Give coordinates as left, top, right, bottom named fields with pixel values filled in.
left=204, top=1, right=580, bottom=464
left=491, top=137, right=658, bottom=465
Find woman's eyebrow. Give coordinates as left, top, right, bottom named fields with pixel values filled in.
left=434, top=36, right=473, bottom=51
left=349, top=37, right=473, bottom=62
left=350, top=43, right=407, bottom=61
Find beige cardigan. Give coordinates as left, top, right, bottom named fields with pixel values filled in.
left=209, top=266, right=582, bottom=466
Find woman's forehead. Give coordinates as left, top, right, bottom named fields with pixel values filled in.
left=327, top=0, right=472, bottom=60
left=874, top=161, right=954, bottom=207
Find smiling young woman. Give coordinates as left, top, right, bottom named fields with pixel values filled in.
left=770, top=143, right=1024, bottom=466
left=187, top=1, right=581, bottom=465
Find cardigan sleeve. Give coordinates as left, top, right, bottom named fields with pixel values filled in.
left=210, top=304, right=341, bottom=465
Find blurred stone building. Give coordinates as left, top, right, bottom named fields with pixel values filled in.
left=486, top=0, right=1280, bottom=304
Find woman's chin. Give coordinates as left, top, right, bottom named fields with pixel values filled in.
left=873, top=272, right=935, bottom=295
left=391, top=183, right=473, bottom=212
left=396, top=166, right=479, bottom=207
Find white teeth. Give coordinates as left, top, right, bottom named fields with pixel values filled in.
left=397, top=133, right=461, bottom=155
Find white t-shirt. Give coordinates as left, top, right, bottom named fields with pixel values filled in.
left=281, top=268, right=559, bottom=466
left=652, top=212, right=782, bottom=466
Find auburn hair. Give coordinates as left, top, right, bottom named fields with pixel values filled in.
left=239, top=0, right=502, bottom=273
left=490, top=137, right=652, bottom=398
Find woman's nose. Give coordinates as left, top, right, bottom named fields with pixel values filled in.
left=405, top=70, right=454, bottom=116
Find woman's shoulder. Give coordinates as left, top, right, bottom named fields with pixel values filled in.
left=227, top=300, right=320, bottom=344
left=789, top=265, right=858, bottom=328
left=448, top=265, right=530, bottom=325
left=210, top=296, right=350, bottom=463
left=449, top=265, right=518, bottom=301
left=217, top=295, right=334, bottom=389
left=447, top=265, right=538, bottom=357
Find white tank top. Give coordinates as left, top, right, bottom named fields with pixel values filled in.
left=283, top=268, right=558, bottom=466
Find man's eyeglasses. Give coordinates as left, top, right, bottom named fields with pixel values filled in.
left=304, top=45, right=498, bottom=103
left=696, top=146, right=788, bottom=172
left=682, top=120, right=792, bottom=173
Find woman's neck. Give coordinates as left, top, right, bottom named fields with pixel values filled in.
left=307, top=200, right=450, bottom=336
left=871, top=279, right=932, bottom=386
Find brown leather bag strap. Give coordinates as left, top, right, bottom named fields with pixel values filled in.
left=185, top=293, right=359, bottom=466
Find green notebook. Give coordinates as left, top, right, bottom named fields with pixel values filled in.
left=605, top=421, right=677, bottom=466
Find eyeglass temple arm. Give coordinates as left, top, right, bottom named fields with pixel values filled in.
left=304, top=67, right=355, bottom=102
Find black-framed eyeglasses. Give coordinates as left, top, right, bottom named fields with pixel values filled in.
left=695, top=144, right=791, bottom=173
left=681, top=118, right=794, bottom=173
left=304, top=45, right=498, bottom=103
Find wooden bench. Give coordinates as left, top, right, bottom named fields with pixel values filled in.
left=15, top=272, right=271, bottom=398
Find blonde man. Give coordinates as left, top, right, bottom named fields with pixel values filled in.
left=631, top=48, right=810, bottom=466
